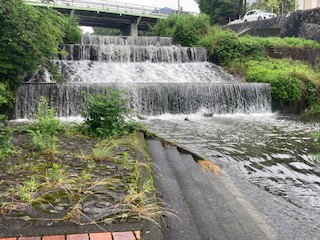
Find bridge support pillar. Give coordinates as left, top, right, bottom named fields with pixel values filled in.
left=120, top=17, right=141, bottom=36
left=120, top=23, right=138, bottom=36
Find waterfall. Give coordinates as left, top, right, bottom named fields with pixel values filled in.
left=59, top=45, right=207, bottom=62
left=15, top=83, right=271, bottom=119
left=15, top=35, right=272, bottom=119
left=81, top=35, right=173, bottom=46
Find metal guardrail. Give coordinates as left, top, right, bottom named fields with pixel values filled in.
left=25, top=0, right=170, bottom=17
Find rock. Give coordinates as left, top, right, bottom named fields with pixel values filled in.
left=203, top=112, right=213, bottom=117
left=138, top=115, right=148, bottom=120
left=184, top=117, right=190, bottom=121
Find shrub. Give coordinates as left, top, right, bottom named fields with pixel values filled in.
left=82, top=87, right=140, bottom=137
left=29, top=97, right=61, bottom=154
left=198, top=27, right=245, bottom=65
left=152, top=13, right=210, bottom=47
left=245, top=60, right=301, bottom=103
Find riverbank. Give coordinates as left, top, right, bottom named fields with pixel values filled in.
left=0, top=122, right=164, bottom=239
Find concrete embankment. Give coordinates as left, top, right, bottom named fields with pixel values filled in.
left=146, top=138, right=275, bottom=240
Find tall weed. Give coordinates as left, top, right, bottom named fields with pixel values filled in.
left=29, top=97, right=61, bottom=158
left=82, top=87, right=140, bottom=137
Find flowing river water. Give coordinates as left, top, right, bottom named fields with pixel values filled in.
left=143, top=113, right=320, bottom=239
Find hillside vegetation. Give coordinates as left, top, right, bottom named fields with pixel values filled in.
left=152, top=14, right=320, bottom=115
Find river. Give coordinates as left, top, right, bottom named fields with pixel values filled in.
left=143, top=112, right=320, bottom=240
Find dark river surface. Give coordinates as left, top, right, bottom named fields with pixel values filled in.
left=143, top=113, right=320, bottom=240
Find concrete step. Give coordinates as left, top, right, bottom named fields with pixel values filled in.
left=180, top=153, right=270, bottom=240
left=165, top=146, right=227, bottom=240
left=147, top=139, right=271, bottom=240
left=146, top=139, right=202, bottom=240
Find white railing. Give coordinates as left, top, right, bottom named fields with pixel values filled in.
left=25, top=0, right=170, bottom=16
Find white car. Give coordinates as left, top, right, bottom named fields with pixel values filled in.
left=243, top=9, right=277, bottom=22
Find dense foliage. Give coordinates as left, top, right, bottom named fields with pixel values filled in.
left=152, top=13, right=210, bottom=46
left=198, top=0, right=296, bottom=24
left=251, top=0, right=295, bottom=14
left=0, top=0, right=81, bottom=115
left=82, top=88, right=140, bottom=137
left=63, top=12, right=82, bottom=44
left=198, top=0, right=243, bottom=25
left=198, top=27, right=320, bottom=112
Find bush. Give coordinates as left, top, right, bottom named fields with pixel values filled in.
left=198, top=28, right=320, bottom=110
left=152, top=13, right=210, bottom=47
left=244, top=59, right=320, bottom=104
left=82, top=87, right=140, bottom=137
left=199, top=27, right=247, bottom=65
left=29, top=97, right=61, bottom=153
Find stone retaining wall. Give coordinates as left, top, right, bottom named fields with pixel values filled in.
left=223, top=8, right=320, bottom=42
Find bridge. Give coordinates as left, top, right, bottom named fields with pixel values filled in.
left=25, top=0, right=171, bottom=36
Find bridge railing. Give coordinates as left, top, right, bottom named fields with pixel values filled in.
left=25, top=0, right=169, bottom=16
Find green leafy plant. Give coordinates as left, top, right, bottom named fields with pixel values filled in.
left=0, top=127, right=16, bottom=159
left=16, top=178, right=41, bottom=202
left=152, top=13, right=210, bottom=47
left=82, top=87, right=140, bottom=137
left=29, top=97, right=61, bottom=163
left=120, top=151, right=130, bottom=169
left=63, top=10, right=82, bottom=44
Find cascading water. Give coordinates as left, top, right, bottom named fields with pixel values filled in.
left=13, top=36, right=320, bottom=239
left=15, top=35, right=271, bottom=119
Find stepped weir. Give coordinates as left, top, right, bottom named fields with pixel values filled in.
left=15, top=35, right=271, bottom=119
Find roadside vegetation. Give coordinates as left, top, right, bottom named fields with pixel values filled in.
left=152, top=15, right=320, bottom=115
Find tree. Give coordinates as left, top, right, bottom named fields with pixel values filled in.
left=199, top=0, right=241, bottom=25
left=278, top=0, right=295, bottom=13
left=251, top=0, right=280, bottom=14
left=0, top=0, right=82, bottom=115
left=250, top=0, right=295, bottom=14
left=63, top=11, right=82, bottom=44
left=0, top=0, right=66, bottom=88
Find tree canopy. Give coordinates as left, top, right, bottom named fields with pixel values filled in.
left=251, top=0, right=295, bottom=14
left=0, top=0, right=82, bottom=115
left=198, top=0, right=295, bottom=24
left=199, top=0, right=241, bottom=25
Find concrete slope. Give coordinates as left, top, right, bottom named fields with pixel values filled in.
left=146, top=139, right=202, bottom=240
left=147, top=139, right=271, bottom=240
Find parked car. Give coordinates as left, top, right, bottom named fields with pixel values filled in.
left=243, top=9, right=276, bottom=22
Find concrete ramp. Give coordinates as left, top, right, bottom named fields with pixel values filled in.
left=238, top=27, right=281, bottom=37
left=146, top=139, right=272, bottom=240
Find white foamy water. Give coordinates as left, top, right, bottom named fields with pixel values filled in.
left=55, top=61, right=240, bottom=83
